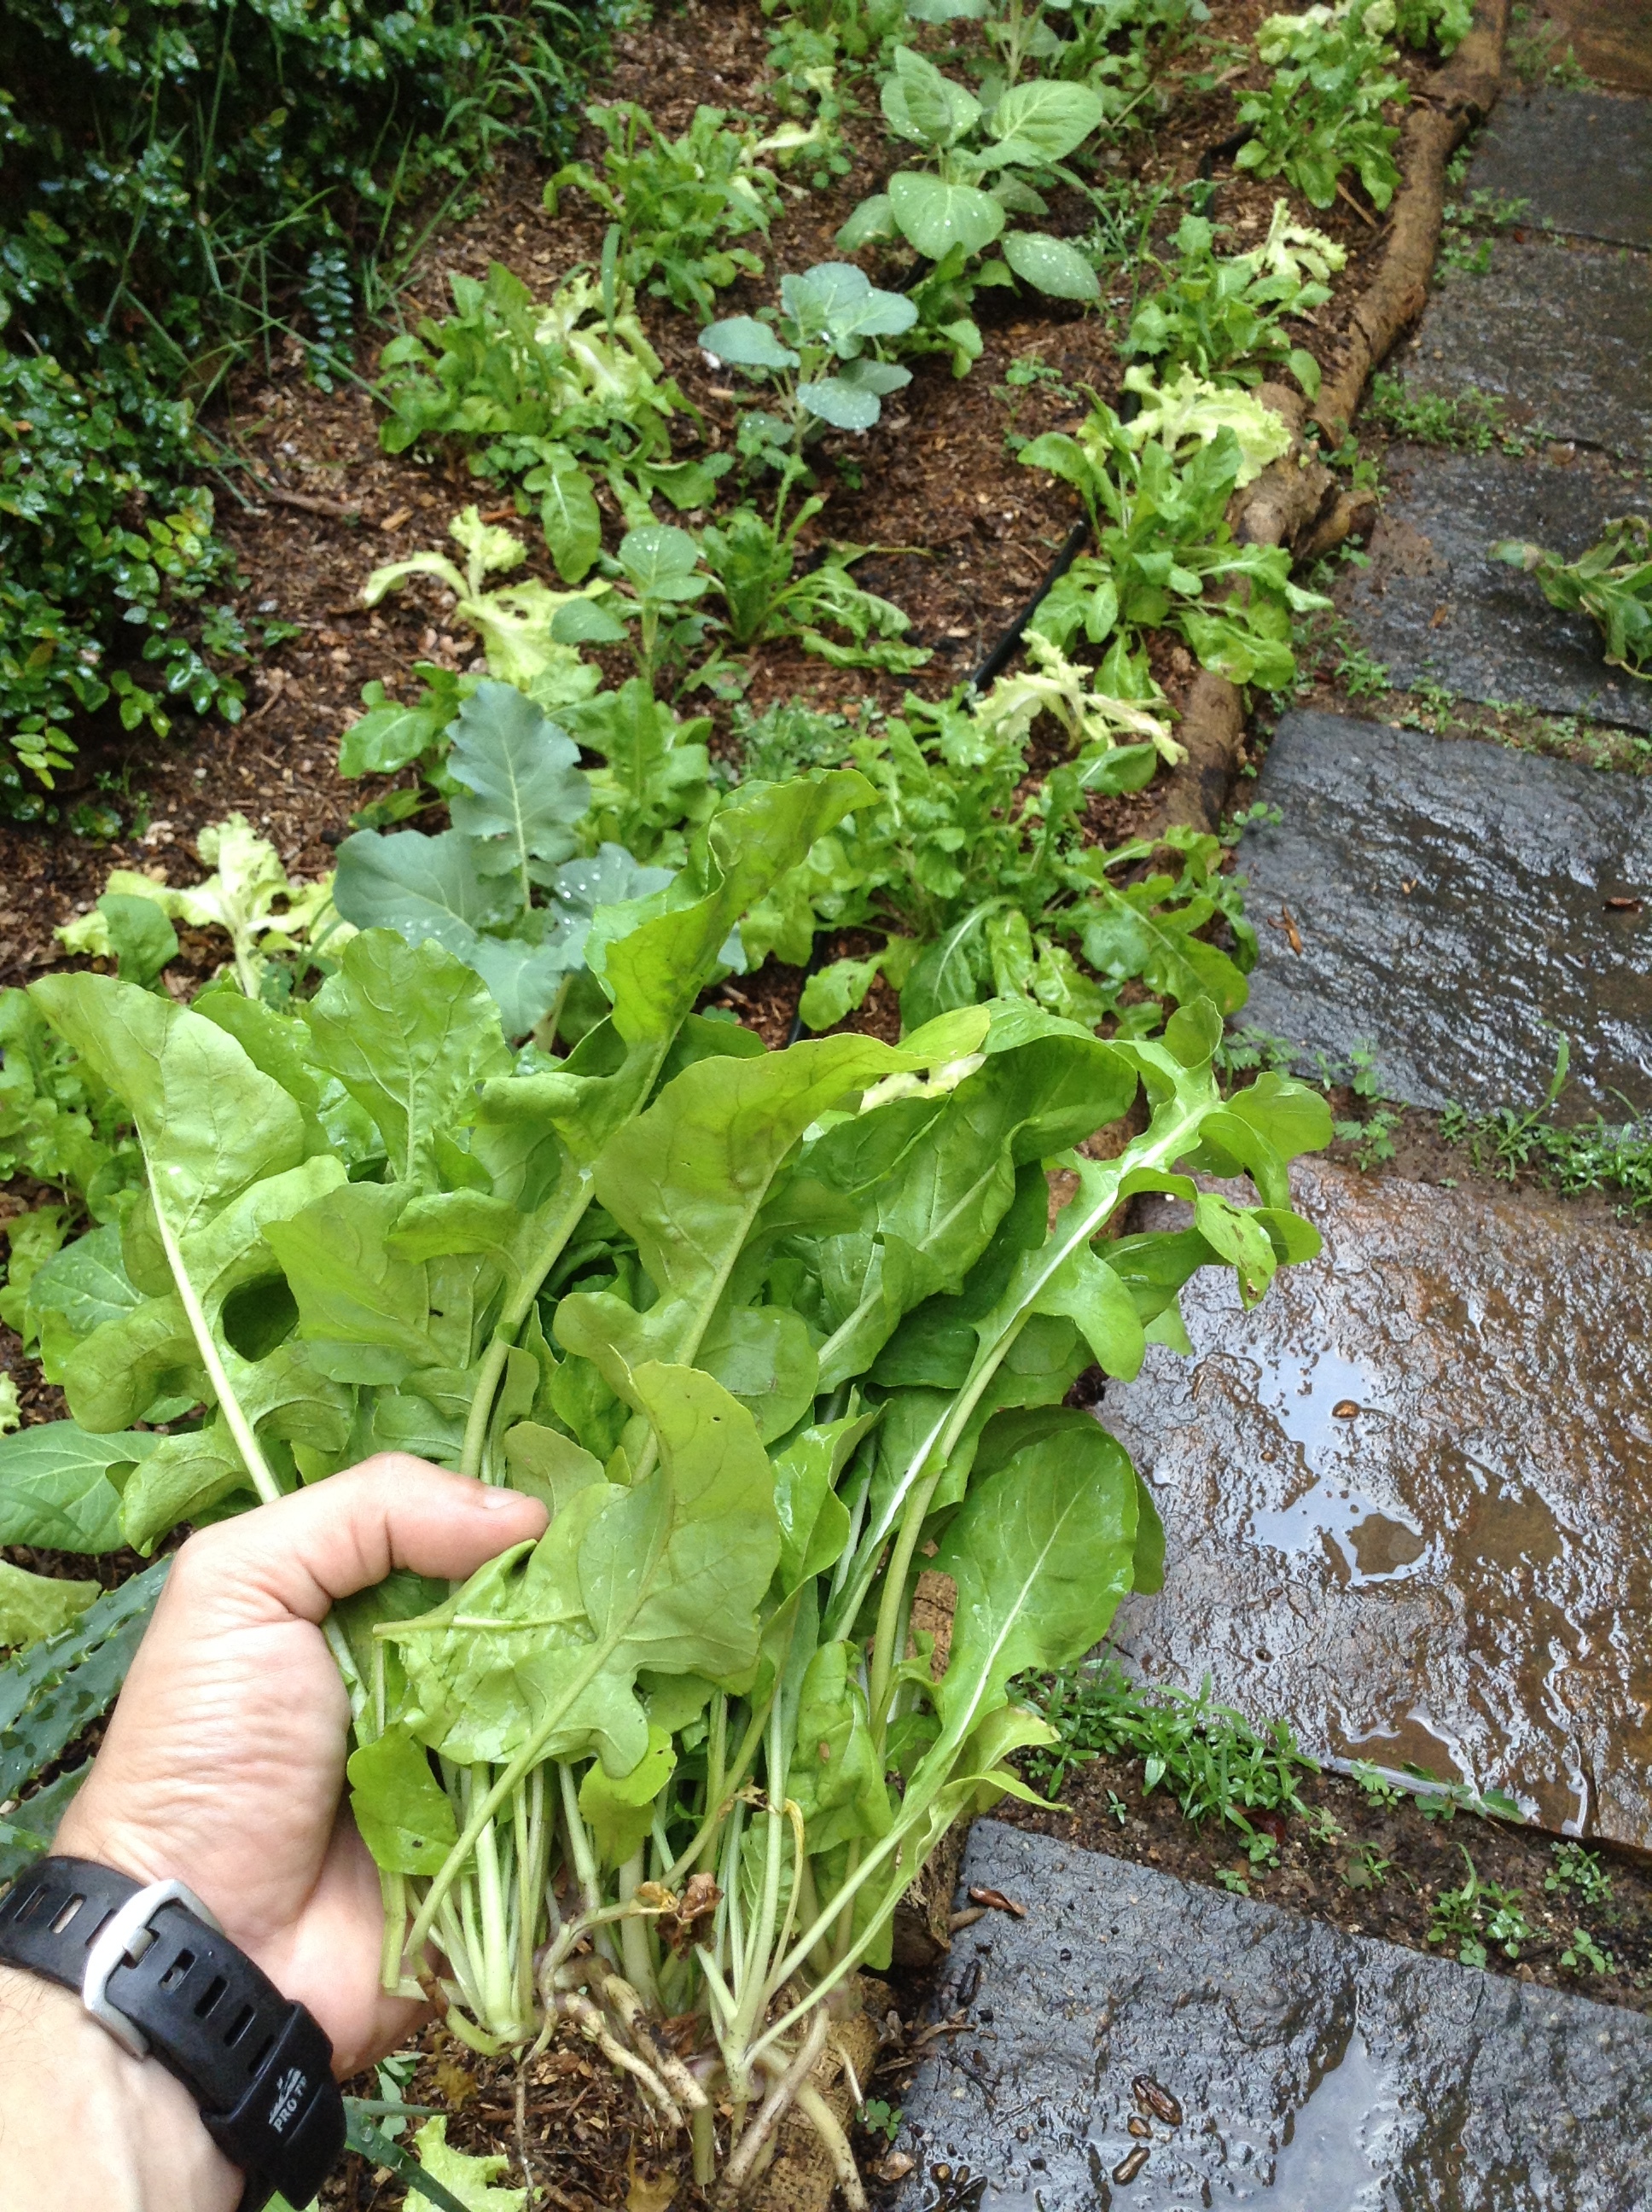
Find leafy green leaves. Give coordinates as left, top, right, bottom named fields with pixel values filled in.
left=1495, top=517, right=1652, bottom=679
left=0, top=1422, right=157, bottom=1550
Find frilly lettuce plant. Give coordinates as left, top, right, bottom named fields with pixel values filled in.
left=375, top=264, right=728, bottom=585
left=1122, top=201, right=1345, bottom=397
left=1018, top=375, right=1326, bottom=687
left=0, top=762, right=1329, bottom=2191
left=364, top=508, right=607, bottom=713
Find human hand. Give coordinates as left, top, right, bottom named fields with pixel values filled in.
left=55, top=1457, right=546, bottom=2079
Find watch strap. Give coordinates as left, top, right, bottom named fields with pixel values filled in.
left=0, top=1854, right=345, bottom=2212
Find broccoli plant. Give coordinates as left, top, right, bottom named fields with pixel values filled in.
left=838, top=46, right=1104, bottom=370
left=699, top=261, right=917, bottom=486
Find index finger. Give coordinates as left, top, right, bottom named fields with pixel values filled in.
left=161, top=1457, right=547, bottom=1628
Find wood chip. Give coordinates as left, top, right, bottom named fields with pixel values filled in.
left=379, top=505, right=413, bottom=533
left=261, top=485, right=359, bottom=521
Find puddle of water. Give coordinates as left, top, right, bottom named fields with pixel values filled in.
left=1105, top=1161, right=1652, bottom=1844
left=1264, top=2029, right=1400, bottom=2208
left=1241, top=1343, right=1429, bottom=1592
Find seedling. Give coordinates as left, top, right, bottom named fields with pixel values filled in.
left=1560, top=1928, right=1614, bottom=1976
left=1547, top=1842, right=1614, bottom=1908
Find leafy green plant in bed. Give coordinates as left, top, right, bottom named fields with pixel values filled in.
left=1391, top=0, right=1472, bottom=52
left=908, top=0, right=1208, bottom=124
left=0, top=352, right=252, bottom=815
left=360, top=508, right=607, bottom=715
left=545, top=103, right=785, bottom=320
left=332, top=677, right=692, bottom=1044
left=737, top=643, right=1266, bottom=1039
left=375, top=265, right=730, bottom=584
left=1494, top=517, right=1652, bottom=681
left=0, top=767, right=1330, bottom=2180
left=1121, top=202, right=1343, bottom=399
left=1018, top=375, right=1326, bottom=688
left=837, top=44, right=1104, bottom=374
left=701, top=263, right=918, bottom=486
left=1235, top=2, right=1407, bottom=213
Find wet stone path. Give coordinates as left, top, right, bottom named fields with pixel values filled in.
left=1341, top=84, right=1652, bottom=722
left=1102, top=1161, right=1652, bottom=1845
left=897, top=1825, right=1652, bottom=2210
left=1156, top=55, right=1652, bottom=1840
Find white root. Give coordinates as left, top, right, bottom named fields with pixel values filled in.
left=556, top=1990, right=685, bottom=2130
left=716, top=2010, right=830, bottom=2203
left=794, top=2081, right=868, bottom=2212
left=598, top=1970, right=711, bottom=2115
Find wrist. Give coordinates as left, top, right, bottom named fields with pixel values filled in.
left=0, top=1965, right=241, bottom=2212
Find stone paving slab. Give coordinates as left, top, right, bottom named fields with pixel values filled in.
left=1099, top=1156, right=1652, bottom=1845
left=897, top=1824, right=1652, bottom=2210
left=1463, top=89, right=1652, bottom=250
left=1236, top=710, right=1652, bottom=1112
left=1397, top=233, right=1652, bottom=462
left=1539, top=0, right=1652, bottom=96
left=1339, top=444, right=1652, bottom=730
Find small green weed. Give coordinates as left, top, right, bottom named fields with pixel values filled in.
left=1507, top=3, right=1590, bottom=87
left=1351, top=1761, right=1405, bottom=1812
left=1428, top=1847, right=1532, bottom=1968
left=1439, top=186, right=1531, bottom=280
left=1215, top=1866, right=1251, bottom=1895
left=1022, top=1663, right=1318, bottom=1830
left=858, top=2098, right=903, bottom=2145
left=1547, top=1842, right=1614, bottom=1909
left=1343, top=1842, right=1393, bottom=1891
left=1365, top=371, right=1527, bottom=455
left=546, top=102, right=782, bottom=318
left=1560, top=1927, right=1614, bottom=1976
left=1440, top=1041, right=1652, bottom=1213
left=1324, top=1045, right=1401, bottom=1169
left=1217, top=1024, right=1299, bottom=1077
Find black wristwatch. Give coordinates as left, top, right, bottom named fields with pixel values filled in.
left=0, top=1855, right=346, bottom=2211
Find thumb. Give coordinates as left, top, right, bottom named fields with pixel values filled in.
left=157, top=1457, right=548, bottom=1632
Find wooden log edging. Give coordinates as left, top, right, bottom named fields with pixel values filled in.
left=1141, top=0, right=1511, bottom=839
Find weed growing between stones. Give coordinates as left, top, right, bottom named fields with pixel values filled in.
left=1440, top=1073, right=1652, bottom=1214
left=1364, top=370, right=1529, bottom=453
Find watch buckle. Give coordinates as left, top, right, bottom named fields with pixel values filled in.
left=81, top=1877, right=224, bottom=2058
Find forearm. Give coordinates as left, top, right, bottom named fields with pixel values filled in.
left=0, top=1966, right=241, bottom=2212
